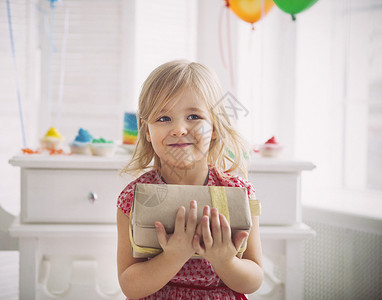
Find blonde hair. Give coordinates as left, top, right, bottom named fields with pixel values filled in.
left=121, top=60, right=250, bottom=178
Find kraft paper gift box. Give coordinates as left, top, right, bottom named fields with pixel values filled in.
left=129, top=183, right=261, bottom=258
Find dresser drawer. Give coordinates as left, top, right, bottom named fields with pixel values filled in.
left=21, top=169, right=127, bottom=223
left=249, top=172, right=300, bottom=225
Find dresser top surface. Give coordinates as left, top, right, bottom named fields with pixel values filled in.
left=9, top=154, right=129, bottom=170
left=9, top=154, right=315, bottom=173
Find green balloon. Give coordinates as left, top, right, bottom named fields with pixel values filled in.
left=273, top=0, right=319, bottom=21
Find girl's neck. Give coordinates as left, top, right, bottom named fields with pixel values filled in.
left=160, top=161, right=209, bottom=185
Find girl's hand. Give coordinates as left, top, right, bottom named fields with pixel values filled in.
left=195, top=205, right=210, bottom=239
left=155, top=200, right=198, bottom=264
left=193, top=207, right=248, bottom=266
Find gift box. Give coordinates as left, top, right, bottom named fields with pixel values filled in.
left=129, top=183, right=261, bottom=258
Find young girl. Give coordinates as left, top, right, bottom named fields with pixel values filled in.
left=117, top=60, right=263, bottom=299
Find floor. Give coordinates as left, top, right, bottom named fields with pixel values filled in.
left=0, top=251, right=18, bottom=300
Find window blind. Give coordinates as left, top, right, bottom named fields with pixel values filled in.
left=0, top=0, right=28, bottom=215
left=39, top=0, right=125, bottom=140
left=39, top=0, right=197, bottom=141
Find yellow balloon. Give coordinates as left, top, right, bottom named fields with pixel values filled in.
left=228, top=0, right=275, bottom=24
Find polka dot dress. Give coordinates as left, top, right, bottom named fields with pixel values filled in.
left=117, top=166, right=255, bottom=300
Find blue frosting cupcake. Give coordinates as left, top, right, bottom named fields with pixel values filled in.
left=70, top=128, right=93, bottom=154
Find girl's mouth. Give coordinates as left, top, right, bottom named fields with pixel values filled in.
left=169, top=143, right=192, bottom=148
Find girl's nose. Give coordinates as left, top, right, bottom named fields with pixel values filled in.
left=170, top=121, right=188, bottom=137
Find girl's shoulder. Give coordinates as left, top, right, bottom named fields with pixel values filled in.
left=208, top=165, right=256, bottom=200
left=117, top=169, right=162, bottom=215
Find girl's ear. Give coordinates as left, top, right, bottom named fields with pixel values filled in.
left=211, top=127, right=217, bottom=140
left=146, top=130, right=151, bottom=142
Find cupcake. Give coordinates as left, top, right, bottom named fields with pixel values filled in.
left=260, top=136, right=282, bottom=157
left=70, top=128, right=93, bottom=154
left=89, top=137, right=116, bottom=157
left=41, top=127, right=65, bottom=150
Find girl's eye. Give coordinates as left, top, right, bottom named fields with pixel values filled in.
left=187, top=114, right=201, bottom=120
left=157, top=116, right=171, bottom=122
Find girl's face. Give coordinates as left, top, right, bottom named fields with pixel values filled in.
left=146, top=89, right=217, bottom=170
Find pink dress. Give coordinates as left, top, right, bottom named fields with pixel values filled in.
left=117, top=165, right=256, bottom=300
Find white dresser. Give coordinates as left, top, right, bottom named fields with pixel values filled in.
left=9, top=155, right=130, bottom=300
left=247, top=158, right=316, bottom=300
left=9, top=154, right=315, bottom=300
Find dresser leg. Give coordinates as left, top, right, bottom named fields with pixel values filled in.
left=19, top=237, right=38, bottom=300
left=285, top=240, right=305, bottom=300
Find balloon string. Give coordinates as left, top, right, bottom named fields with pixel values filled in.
left=218, top=4, right=227, bottom=69
left=56, top=8, right=69, bottom=129
left=259, top=0, right=265, bottom=140
left=225, top=7, right=235, bottom=90
left=6, top=0, right=27, bottom=148
left=47, top=3, right=56, bottom=127
left=248, top=21, right=253, bottom=52
left=247, top=27, right=255, bottom=142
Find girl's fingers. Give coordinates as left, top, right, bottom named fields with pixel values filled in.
left=233, top=231, right=249, bottom=252
left=192, top=234, right=203, bottom=254
left=174, top=206, right=186, bottom=234
left=219, top=213, right=232, bottom=245
left=155, top=221, right=168, bottom=248
left=196, top=205, right=210, bottom=237
left=186, top=200, right=197, bottom=235
left=210, top=208, right=222, bottom=244
left=195, top=223, right=202, bottom=237
left=201, top=215, right=213, bottom=248
left=203, top=205, right=211, bottom=218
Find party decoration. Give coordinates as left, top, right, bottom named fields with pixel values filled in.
left=6, top=0, right=27, bottom=148
left=219, top=3, right=235, bottom=89
left=48, top=0, right=59, bottom=8
left=228, top=0, right=275, bottom=24
left=46, top=0, right=70, bottom=131
left=259, top=136, right=283, bottom=157
left=41, top=126, right=65, bottom=150
left=123, top=112, right=138, bottom=145
left=70, top=128, right=93, bottom=155
left=273, top=0, right=318, bottom=21
left=21, top=147, right=72, bottom=156
left=89, top=138, right=116, bottom=157
left=48, top=148, right=72, bottom=155
left=22, top=148, right=41, bottom=154
left=46, top=0, right=57, bottom=128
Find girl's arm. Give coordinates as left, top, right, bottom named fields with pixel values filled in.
left=117, top=201, right=198, bottom=299
left=193, top=208, right=264, bottom=294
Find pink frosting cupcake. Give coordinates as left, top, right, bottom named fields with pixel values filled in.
left=260, top=136, right=282, bottom=157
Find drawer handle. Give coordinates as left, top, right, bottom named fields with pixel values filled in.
left=88, top=192, right=98, bottom=204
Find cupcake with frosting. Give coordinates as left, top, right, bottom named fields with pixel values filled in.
left=41, top=127, right=65, bottom=150
left=89, top=137, right=116, bottom=157
left=260, top=136, right=282, bottom=157
left=70, top=128, right=93, bottom=154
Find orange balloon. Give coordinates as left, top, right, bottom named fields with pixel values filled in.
left=228, top=0, right=275, bottom=24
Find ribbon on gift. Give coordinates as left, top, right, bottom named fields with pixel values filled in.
left=210, top=186, right=262, bottom=218
left=209, top=186, right=231, bottom=223
left=249, top=199, right=261, bottom=216
left=129, top=211, right=162, bottom=256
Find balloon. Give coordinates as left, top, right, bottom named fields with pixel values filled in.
left=228, top=0, right=275, bottom=24
left=48, top=0, right=58, bottom=8
left=273, top=0, right=318, bottom=20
